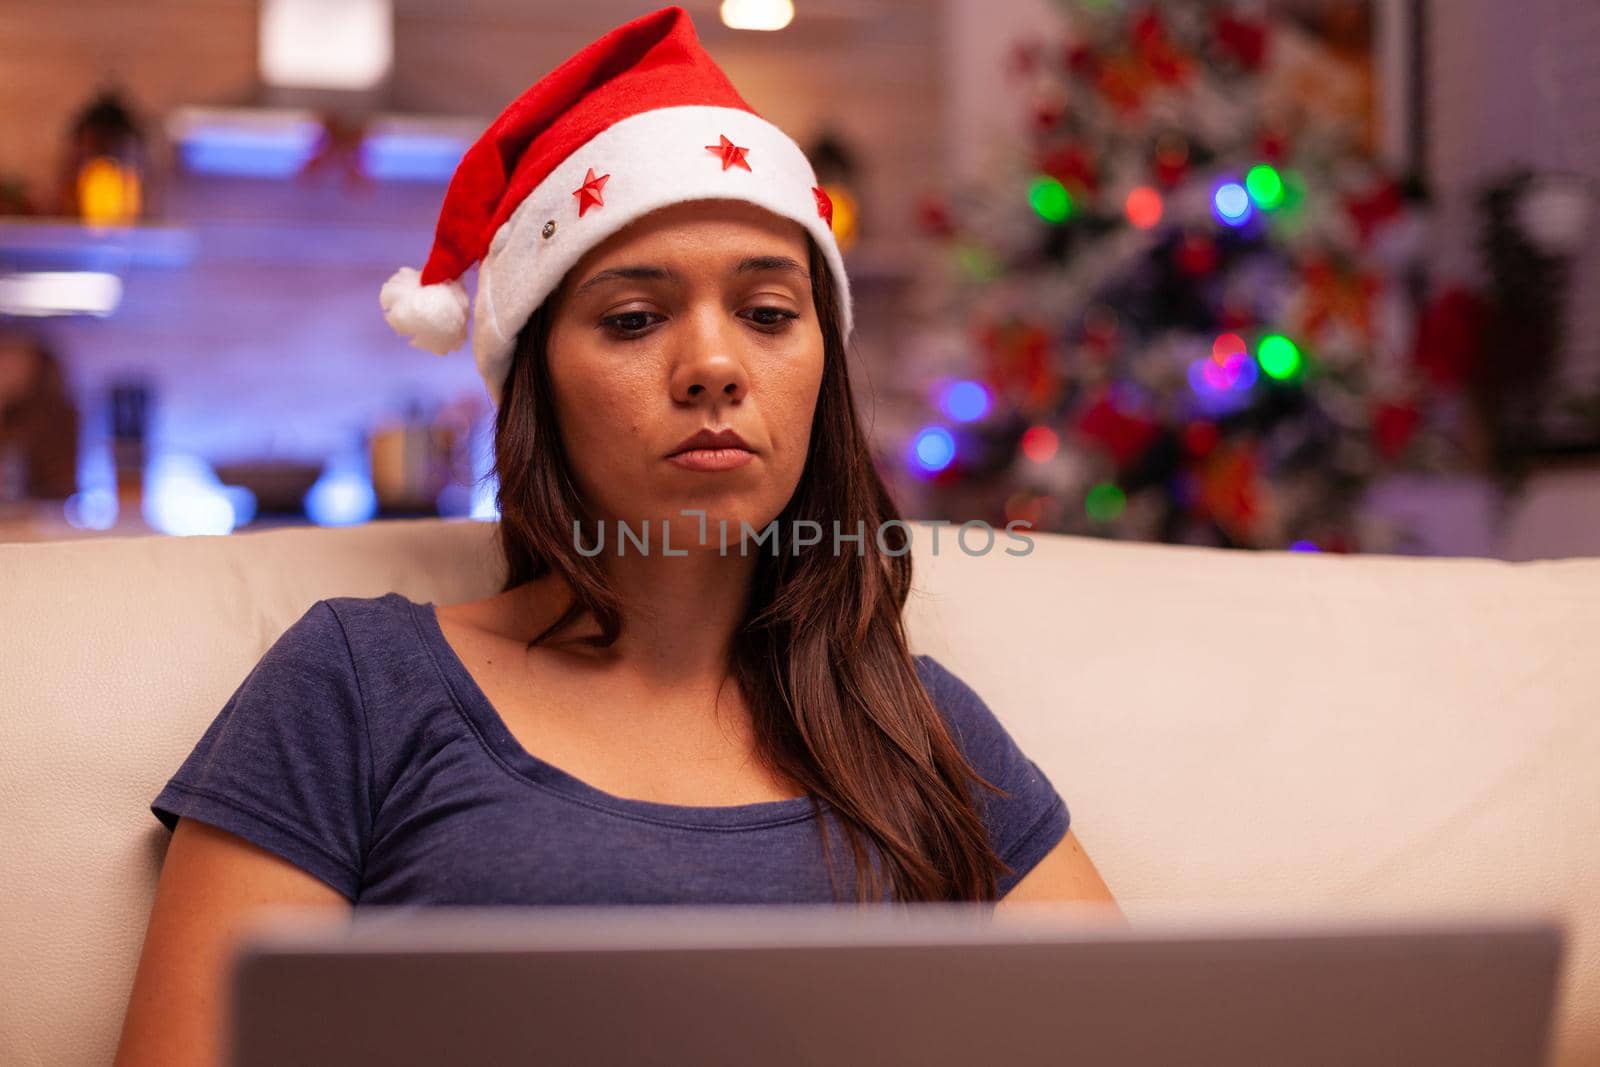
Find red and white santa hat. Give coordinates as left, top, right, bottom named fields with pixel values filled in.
left=379, top=4, right=852, bottom=408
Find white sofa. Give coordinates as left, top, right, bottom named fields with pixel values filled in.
left=2, top=517, right=1597, bottom=1065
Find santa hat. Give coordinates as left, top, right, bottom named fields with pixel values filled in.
left=379, top=4, right=853, bottom=408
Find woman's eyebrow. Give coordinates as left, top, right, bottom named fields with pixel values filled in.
left=572, top=255, right=809, bottom=298
left=572, top=265, right=678, bottom=297
left=734, top=255, right=810, bottom=282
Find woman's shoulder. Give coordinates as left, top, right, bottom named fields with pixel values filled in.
left=255, top=592, right=430, bottom=686
left=911, top=654, right=986, bottom=724
left=317, top=589, right=423, bottom=628
left=911, top=652, right=1072, bottom=882
left=912, top=652, right=1039, bottom=779
left=296, top=590, right=443, bottom=652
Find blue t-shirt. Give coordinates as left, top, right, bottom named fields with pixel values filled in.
left=150, top=593, right=1070, bottom=905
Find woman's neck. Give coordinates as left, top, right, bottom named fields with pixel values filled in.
left=511, top=545, right=758, bottom=687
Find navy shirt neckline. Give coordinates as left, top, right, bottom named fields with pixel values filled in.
left=401, top=592, right=827, bottom=831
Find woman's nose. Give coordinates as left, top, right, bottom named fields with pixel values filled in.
left=669, top=308, right=749, bottom=404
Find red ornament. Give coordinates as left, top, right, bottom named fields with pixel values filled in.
left=979, top=319, right=1058, bottom=412
left=705, top=133, right=752, bottom=172
left=1081, top=305, right=1120, bottom=357
left=1300, top=254, right=1380, bottom=340
left=1412, top=286, right=1487, bottom=390
left=812, top=185, right=834, bottom=230
left=1213, top=11, right=1268, bottom=71
left=1096, top=58, right=1147, bottom=116
left=1131, top=9, right=1167, bottom=48
left=1182, top=420, right=1220, bottom=458
left=1143, top=40, right=1190, bottom=86
left=1129, top=13, right=1187, bottom=86
left=1064, top=41, right=1100, bottom=79
left=1216, top=302, right=1253, bottom=330
left=1174, top=233, right=1218, bottom=276
left=1373, top=399, right=1422, bottom=461
left=1302, top=254, right=1334, bottom=290
left=1152, top=134, right=1190, bottom=188
left=915, top=194, right=954, bottom=239
left=1345, top=179, right=1403, bottom=242
left=572, top=167, right=609, bottom=216
left=1199, top=439, right=1266, bottom=542
left=1040, top=143, right=1098, bottom=198
left=1075, top=389, right=1161, bottom=470
left=1256, top=126, right=1290, bottom=164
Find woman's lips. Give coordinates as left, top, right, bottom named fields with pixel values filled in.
left=667, top=447, right=755, bottom=472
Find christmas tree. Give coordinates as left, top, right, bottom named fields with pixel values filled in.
left=899, top=1, right=1459, bottom=552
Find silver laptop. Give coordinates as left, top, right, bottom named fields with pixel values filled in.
left=226, top=903, right=1564, bottom=1066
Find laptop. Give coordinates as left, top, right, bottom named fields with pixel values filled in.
left=225, top=902, right=1565, bottom=1066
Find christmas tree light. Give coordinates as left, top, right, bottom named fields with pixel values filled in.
left=1029, top=175, right=1073, bottom=222
left=1246, top=164, right=1285, bottom=210
left=909, top=427, right=956, bottom=474
left=1021, top=426, right=1059, bottom=462
left=1256, top=334, right=1303, bottom=380
left=1126, top=186, right=1163, bottom=229
left=1212, top=180, right=1253, bottom=226
left=940, top=380, right=992, bottom=422
left=1085, top=483, right=1125, bottom=522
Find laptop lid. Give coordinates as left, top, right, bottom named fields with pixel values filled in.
left=227, top=903, right=1564, bottom=1067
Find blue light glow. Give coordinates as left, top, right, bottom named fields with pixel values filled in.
left=464, top=414, right=501, bottom=521
left=939, top=380, right=991, bottom=423
left=1186, top=359, right=1254, bottom=417
left=910, top=426, right=956, bottom=473
left=470, top=475, right=501, bottom=521
left=64, top=444, right=117, bottom=530
left=360, top=132, right=469, bottom=182
left=142, top=453, right=244, bottom=536
left=176, top=122, right=322, bottom=178
left=63, top=487, right=118, bottom=531
left=305, top=458, right=378, bottom=527
left=221, top=484, right=258, bottom=526
left=1213, top=181, right=1254, bottom=226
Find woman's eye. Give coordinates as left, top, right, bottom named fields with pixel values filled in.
left=601, top=311, right=658, bottom=337
left=745, top=306, right=798, bottom=330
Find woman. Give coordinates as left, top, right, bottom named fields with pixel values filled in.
left=117, top=7, right=1119, bottom=1064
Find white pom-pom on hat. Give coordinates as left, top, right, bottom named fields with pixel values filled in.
left=379, top=266, right=470, bottom=355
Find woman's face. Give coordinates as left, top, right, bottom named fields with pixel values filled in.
left=544, top=199, right=825, bottom=547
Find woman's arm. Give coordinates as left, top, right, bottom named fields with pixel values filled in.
left=996, top=828, right=1127, bottom=922
left=115, top=818, right=352, bottom=1067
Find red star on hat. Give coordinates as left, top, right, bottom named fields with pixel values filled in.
left=812, top=186, right=834, bottom=230
left=573, top=167, right=609, bottom=215
left=706, top=134, right=752, bottom=172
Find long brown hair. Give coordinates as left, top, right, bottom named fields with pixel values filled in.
left=488, top=231, right=1016, bottom=902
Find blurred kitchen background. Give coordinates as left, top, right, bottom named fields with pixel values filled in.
left=1, top=0, right=1596, bottom=558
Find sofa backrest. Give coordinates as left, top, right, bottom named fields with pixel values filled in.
left=2, top=517, right=1596, bottom=1065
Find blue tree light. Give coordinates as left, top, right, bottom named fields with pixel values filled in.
left=939, top=380, right=991, bottom=422
left=909, top=426, right=956, bottom=474
left=1212, top=181, right=1254, bottom=227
